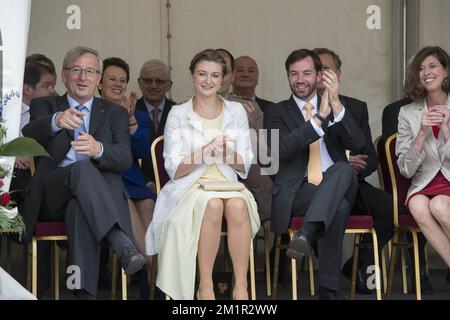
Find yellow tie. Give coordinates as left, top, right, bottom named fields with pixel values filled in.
left=304, top=103, right=323, bottom=185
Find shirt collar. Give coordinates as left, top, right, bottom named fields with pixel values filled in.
left=21, top=102, right=30, bottom=114
left=144, top=98, right=165, bottom=113
left=67, top=94, right=94, bottom=111
left=293, top=94, right=318, bottom=112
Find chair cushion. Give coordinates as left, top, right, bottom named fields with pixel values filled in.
left=289, top=215, right=374, bottom=231
left=35, top=221, right=67, bottom=237
left=346, top=215, right=374, bottom=229
left=398, top=214, right=418, bottom=228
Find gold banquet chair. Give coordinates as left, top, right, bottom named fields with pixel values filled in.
left=151, top=135, right=257, bottom=300
left=384, top=134, right=422, bottom=300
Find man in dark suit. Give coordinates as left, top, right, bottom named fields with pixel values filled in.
left=264, top=49, right=364, bottom=299
left=314, top=48, right=394, bottom=294
left=135, top=59, right=176, bottom=187
left=22, top=46, right=146, bottom=299
left=232, top=55, right=273, bottom=112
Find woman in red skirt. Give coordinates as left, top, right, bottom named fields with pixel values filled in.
left=396, top=46, right=450, bottom=267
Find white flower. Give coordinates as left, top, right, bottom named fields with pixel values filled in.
left=0, top=206, right=18, bottom=219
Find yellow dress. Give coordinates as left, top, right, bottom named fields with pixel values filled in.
left=156, top=110, right=260, bottom=300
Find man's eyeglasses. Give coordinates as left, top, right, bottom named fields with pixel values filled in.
left=64, top=66, right=100, bottom=78
left=140, top=78, right=170, bottom=86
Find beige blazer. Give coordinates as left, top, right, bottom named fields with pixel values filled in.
left=145, top=97, right=254, bottom=255
left=396, top=99, right=450, bottom=198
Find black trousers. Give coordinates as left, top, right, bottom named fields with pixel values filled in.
left=352, top=182, right=394, bottom=252
left=40, top=161, right=127, bottom=296
left=292, top=162, right=358, bottom=291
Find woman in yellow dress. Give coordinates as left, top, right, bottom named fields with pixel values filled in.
left=145, top=49, right=260, bottom=300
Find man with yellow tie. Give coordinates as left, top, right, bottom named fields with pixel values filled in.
left=264, top=49, right=364, bottom=300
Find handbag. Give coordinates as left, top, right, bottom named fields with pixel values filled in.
left=198, top=180, right=245, bottom=191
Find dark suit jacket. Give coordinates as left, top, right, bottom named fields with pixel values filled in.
left=340, top=95, right=378, bottom=180
left=264, top=95, right=364, bottom=233
left=21, top=94, right=133, bottom=244
left=135, top=96, right=176, bottom=182
left=382, top=97, right=412, bottom=139
left=255, top=96, right=274, bottom=113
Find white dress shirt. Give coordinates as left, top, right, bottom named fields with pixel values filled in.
left=292, top=94, right=345, bottom=173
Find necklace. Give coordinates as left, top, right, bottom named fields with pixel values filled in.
left=193, top=96, right=223, bottom=119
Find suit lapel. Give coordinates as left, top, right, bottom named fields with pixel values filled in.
left=285, top=96, right=305, bottom=130
left=58, top=94, right=73, bottom=138
left=89, top=98, right=105, bottom=136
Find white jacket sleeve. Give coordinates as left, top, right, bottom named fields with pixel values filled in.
left=163, top=108, right=185, bottom=180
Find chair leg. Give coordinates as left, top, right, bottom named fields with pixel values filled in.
left=263, top=221, right=271, bottom=297
left=288, top=229, right=298, bottom=300
left=31, top=238, right=38, bottom=298
left=371, top=230, right=382, bottom=300
left=400, top=233, right=408, bottom=294
left=381, top=246, right=388, bottom=294
left=249, top=239, right=256, bottom=300
left=271, top=235, right=281, bottom=300
left=410, top=230, right=422, bottom=300
left=350, top=234, right=360, bottom=300
left=111, top=250, right=118, bottom=300
left=149, top=255, right=158, bottom=300
left=53, top=241, right=60, bottom=300
left=307, top=255, right=315, bottom=296
left=121, top=268, right=127, bottom=300
left=386, top=231, right=399, bottom=299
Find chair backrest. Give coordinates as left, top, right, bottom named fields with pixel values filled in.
left=151, top=135, right=170, bottom=194
left=385, top=134, right=412, bottom=226
left=374, top=135, right=391, bottom=193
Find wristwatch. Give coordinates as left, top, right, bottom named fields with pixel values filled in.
left=314, top=113, right=326, bottom=122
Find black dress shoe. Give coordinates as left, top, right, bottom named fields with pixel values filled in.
left=342, top=256, right=372, bottom=295
left=319, top=286, right=346, bottom=300
left=119, top=246, right=147, bottom=276
left=411, top=269, right=433, bottom=295
left=286, top=230, right=312, bottom=260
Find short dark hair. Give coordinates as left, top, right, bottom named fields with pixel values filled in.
left=26, top=53, right=56, bottom=76
left=405, top=46, right=450, bottom=102
left=189, top=49, right=227, bottom=77
left=285, top=49, right=322, bottom=73
left=312, top=47, right=342, bottom=70
left=102, top=57, right=130, bottom=83
left=216, top=48, right=235, bottom=71
left=23, top=62, right=54, bottom=88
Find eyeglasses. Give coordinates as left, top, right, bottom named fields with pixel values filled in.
left=140, top=78, right=170, bottom=86
left=64, top=66, right=100, bottom=78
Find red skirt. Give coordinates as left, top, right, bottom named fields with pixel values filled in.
left=406, top=171, right=450, bottom=205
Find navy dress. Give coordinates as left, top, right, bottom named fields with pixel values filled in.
left=122, top=111, right=156, bottom=201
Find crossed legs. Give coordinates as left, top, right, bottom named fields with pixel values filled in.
left=197, top=197, right=251, bottom=300
left=409, top=195, right=450, bottom=267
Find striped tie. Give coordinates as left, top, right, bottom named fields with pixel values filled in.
left=74, top=105, right=89, bottom=161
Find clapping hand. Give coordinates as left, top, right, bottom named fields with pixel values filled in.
left=321, top=69, right=343, bottom=115
left=420, top=107, right=445, bottom=135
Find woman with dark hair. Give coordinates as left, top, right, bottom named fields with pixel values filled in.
left=99, top=57, right=155, bottom=292
left=145, top=49, right=260, bottom=300
left=396, top=46, right=450, bottom=267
